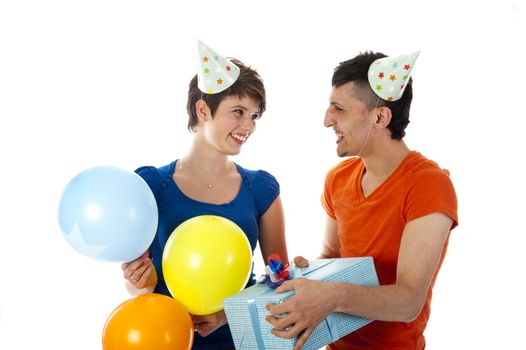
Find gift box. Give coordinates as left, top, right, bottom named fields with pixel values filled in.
left=223, top=257, right=379, bottom=350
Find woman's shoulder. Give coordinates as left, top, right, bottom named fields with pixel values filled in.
left=235, top=163, right=279, bottom=188
left=135, top=161, right=176, bottom=196
left=135, top=161, right=175, bottom=178
left=236, top=163, right=280, bottom=216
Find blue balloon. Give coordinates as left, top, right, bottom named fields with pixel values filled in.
left=58, top=166, right=158, bottom=262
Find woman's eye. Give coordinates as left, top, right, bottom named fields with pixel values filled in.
left=251, top=114, right=261, bottom=121
left=234, top=109, right=244, bottom=117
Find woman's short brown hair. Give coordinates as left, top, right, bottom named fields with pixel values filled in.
left=186, top=58, right=266, bottom=131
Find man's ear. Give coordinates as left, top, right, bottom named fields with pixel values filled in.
left=196, top=99, right=212, bottom=123
left=375, top=106, right=392, bottom=128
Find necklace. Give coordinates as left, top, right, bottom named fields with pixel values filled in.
left=179, top=157, right=230, bottom=189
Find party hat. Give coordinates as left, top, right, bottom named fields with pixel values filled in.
left=367, top=51, right=420, bottom=101
left=197, top=40, right=240, bottom=94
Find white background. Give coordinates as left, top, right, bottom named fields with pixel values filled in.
left=1, top=0, right=525, bottom=349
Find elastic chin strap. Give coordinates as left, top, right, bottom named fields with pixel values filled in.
left=357, top=96, right=381, bottom=157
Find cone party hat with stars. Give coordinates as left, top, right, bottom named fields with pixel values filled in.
left=367, top=51, right=420, bottom=101
left=197, top=40, right=240, bottom=94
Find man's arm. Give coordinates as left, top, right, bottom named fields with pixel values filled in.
left=266, top=212, right=453, bottom=350
left=331, top=212, right=452, bottom=320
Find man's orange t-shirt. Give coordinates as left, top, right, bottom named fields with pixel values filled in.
left=322, top=151, right=458, bottom=350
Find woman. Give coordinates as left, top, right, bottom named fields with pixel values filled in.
left=121, top=41, right=288, bottom=350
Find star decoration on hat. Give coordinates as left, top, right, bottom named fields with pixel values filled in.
left=197, top=40, right=240, bottom=94
left=368, top=51, right=420, bottom=101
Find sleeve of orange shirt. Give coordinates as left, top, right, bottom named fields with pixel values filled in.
left=321, top=164, right=337, bottom=220
left=321, top=159, right=353, bottom=220
left=405, top=167, right=458, bottom=230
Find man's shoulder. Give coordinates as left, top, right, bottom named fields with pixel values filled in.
left=328, top=156, right=362, bottom=175
left=401, top=152, right=456, bottom=198
left=324, top=157, right=363, bottom=189
left=404, top=152, right=451, bottom=178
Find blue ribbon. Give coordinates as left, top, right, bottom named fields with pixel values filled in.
left=268, top=259, right=284, bottom=276
left=325, top=314, right=341, bottom=341
left=247, top=298, right=265, bottom=350
left=244, top=260, right=337, bottom=349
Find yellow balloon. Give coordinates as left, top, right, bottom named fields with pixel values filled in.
left=162, top=215, right=252, bottom=315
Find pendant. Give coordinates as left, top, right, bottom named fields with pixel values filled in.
left=208, top=184, right=213, bottom=189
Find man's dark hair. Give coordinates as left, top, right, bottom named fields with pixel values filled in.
left=332, top=51, right=413, bottom=140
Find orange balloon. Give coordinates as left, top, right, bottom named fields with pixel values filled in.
left=102, top=293, right=194, bottom=350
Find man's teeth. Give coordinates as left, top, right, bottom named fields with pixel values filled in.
left=336, top=133, right=344, bottom=141
left=231, top=134, right=248, bottom=142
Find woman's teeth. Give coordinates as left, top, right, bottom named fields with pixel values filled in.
left=231, top=133, right=248, bottom=142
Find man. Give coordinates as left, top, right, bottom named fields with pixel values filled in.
left=266, top=51, right=458, bottom=349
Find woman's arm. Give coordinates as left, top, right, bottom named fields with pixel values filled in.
left=258, top=196, right=288, bottom=263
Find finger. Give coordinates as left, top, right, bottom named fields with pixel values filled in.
left=265, top=302, right=278, bottom=315
left=131, top=264, right=153, bottom=287
left=293, top=327, right=314, bottom=350
left=134, top=261, right=151, bottom=279
left=265, top=314, right=296, bottom=330
left=270, top=322, right=305, bottom=340
left=134, top=266, right=153, bottom=288
left=275, top=279, right=297, bottom=293
left=122, top=252, right=150, bottom=274
left=123, top=261, right=142, bottom=279
left=123, top=259, right=148, bottom=280
left=293, top=256, right=309, bottom=268
left=266, top=300, right=291, bottom=316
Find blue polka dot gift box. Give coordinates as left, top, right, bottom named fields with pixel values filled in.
left=223, top=257, right=379, bottom=350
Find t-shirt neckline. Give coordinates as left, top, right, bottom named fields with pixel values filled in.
left=169, top=159, right=244, bottom=207
left=356, top=151, right=418, bottom=201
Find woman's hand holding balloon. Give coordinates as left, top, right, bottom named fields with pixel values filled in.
left=121, top=252, right=157, bottom=290
left=192, top=310, right=228, bottom=337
